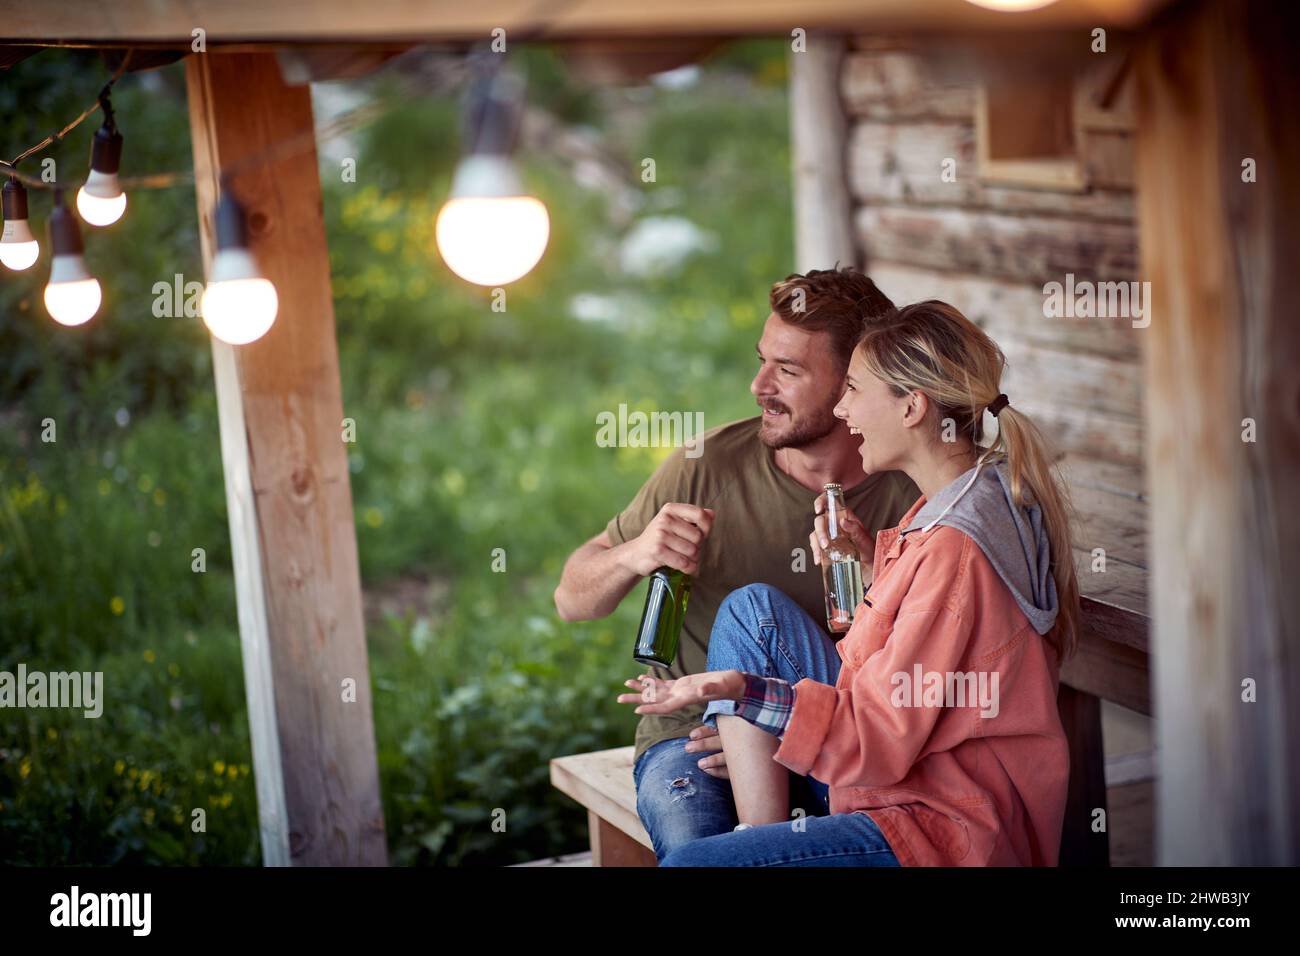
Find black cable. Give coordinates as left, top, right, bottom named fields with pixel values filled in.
left=1, top=0, right=584, bottom=196
left=2, top=49, right=132, bottom=174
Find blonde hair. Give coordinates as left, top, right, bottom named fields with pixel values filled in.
left=856, top=300, right=1079, bottom=663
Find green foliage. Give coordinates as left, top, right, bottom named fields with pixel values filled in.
left=0, top=40, right=791, bottom=866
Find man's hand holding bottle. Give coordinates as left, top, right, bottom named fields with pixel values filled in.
left=616, top=503, right=715, bottom=577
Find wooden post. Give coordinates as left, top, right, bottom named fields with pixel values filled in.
left=789, top=33, right=856, bottom=272
left=186, top=52, right=388, bottom=865
left=1133, top=0, right=1300, bottom=864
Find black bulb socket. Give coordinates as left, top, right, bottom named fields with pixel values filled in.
left=89, top=123, right=124, bottom=175
left=2, top=178, right=28, bottom=221
left=214, top=193, right=248, bottom=251
left=47, top=191, right=85, bottom=256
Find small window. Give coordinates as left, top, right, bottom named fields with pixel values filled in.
left=975, top=77, right=1085, bottom=190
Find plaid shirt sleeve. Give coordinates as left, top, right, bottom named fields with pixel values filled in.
left=734, top=673, right=796, bottom=739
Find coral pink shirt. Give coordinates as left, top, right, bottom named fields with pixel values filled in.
left=773, top=496, right=1070, bottom=866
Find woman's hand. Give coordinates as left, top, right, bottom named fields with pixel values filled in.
left=809, top=491, right=877, bottom=567
left=616, top=669, right=745, bottom=716
left=685, top=724, right=728, bottom=779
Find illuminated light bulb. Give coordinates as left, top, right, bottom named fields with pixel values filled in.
left=201, top=194, right=278, bottom=345
left=963, top=0, right=1061, bottom=10
left=1, top=177, right=39, bottom=271
left=75, top=120, right=127, bottom=226
left=435, top=154, right=550, bottom=286
left=43, top=191, right=101, bottom=326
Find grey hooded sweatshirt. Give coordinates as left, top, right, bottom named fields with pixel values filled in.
left=898, top=455, right=1059, bottom=636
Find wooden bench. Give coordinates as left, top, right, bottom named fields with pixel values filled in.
left=551, top=591, right=1148, bottom=867
left=550, top=747, right=658, bottom=866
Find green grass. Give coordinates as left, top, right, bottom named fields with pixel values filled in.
left=0, top=42, right=792, bottom=865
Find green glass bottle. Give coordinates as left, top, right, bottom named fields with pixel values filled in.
left=632, top=567, right=692, bottom=667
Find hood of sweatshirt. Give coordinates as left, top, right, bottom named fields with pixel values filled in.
left=898, top=456, right=1059, bottom=636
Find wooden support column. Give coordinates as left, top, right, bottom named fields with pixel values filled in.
left=1133, top=0, right=1300, bottom=864
left=186, top=52, right=387, bottom=866
left=789, top=33, right=856, bottom=272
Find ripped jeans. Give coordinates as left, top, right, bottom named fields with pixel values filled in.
left=632, top=583, right=840, bottom=862
left=633, top=735, right=831, bottom=862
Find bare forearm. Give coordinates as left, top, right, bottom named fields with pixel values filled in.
left=554, top=540, right=641, bottom=621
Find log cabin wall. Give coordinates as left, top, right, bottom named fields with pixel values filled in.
left=840, top=37, right=1148, bottom=622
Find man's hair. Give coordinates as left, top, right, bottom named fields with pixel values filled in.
left=768, top=266, right=895, bottom=371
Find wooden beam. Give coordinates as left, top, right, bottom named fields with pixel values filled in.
left=789, top=33, right=855, bottom=271
left=186, top=52, right=387, bottom=866
left=1133, top=0, right=1300, bottom=865
left=1057, top=684, right=1109, bottom=865
left=1061, top=610, right=1150, bottom=715
left=0, top=0, right=1179, bottom=45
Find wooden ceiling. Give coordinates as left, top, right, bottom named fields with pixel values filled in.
left=0, top=0, right=1178, bottom=46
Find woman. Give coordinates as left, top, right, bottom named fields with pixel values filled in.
left=617, top=300, right=1078, bottom=866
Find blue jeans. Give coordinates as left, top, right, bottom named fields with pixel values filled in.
left=660, top=810, right=900, bottom=867
left=633, top=736, right=830, bottom=862
left=635, top=583, right=897, bottom=865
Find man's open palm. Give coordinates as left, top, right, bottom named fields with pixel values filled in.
left=616, top=670, right=742, bottom=715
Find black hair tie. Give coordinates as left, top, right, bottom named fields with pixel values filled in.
left=988, top=394, right=1010, bottom=417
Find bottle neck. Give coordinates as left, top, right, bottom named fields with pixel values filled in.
left=824, top=486, right=848, bottom=542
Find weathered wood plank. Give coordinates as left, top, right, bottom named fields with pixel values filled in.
left=187, top=52, right=387, bottom=866
left=991, top=393, right=1144, bottom=466
left=1080, top=129, right=1136, bottom=189
left=1075, top=551, right=1148, bottom=617
left=841, top=51, right=974, bottom=120
left=847, top=120, right=1136, bottom=221
left=1059, top=453, right=1146, bottom=501
left=1061, top=622, right=1150, bottom=714
left=999, top=337, right=1142, bottom=421
left=1135, top=0, right=1300, bottom=865
left=0, top=0, right=1183, bottom=43
left=869, top=262, right=1142, bottom=361
left=855, top=204, right=1139, bottom=287
left=1066, top=481, right=1147, bottom=570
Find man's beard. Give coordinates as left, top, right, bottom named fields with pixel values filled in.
left=757, top=401, right=841, bottom=450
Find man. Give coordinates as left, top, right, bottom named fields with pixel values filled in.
left=553, top=266, right=918, bottom=860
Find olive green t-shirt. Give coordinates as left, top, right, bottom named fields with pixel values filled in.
left=606, top=415, right=919, bottom=763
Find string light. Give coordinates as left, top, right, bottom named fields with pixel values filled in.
left=200, top=193, right=278, bottom=345
left=44, top=190, right=102, bottom=326
left=436, top=61, right=550, bottom=287
left=76, top=96, right=127, bottom=227
left=1, top=178, right=40, bottom=271
left=5, top=44, right=553, bottom=334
